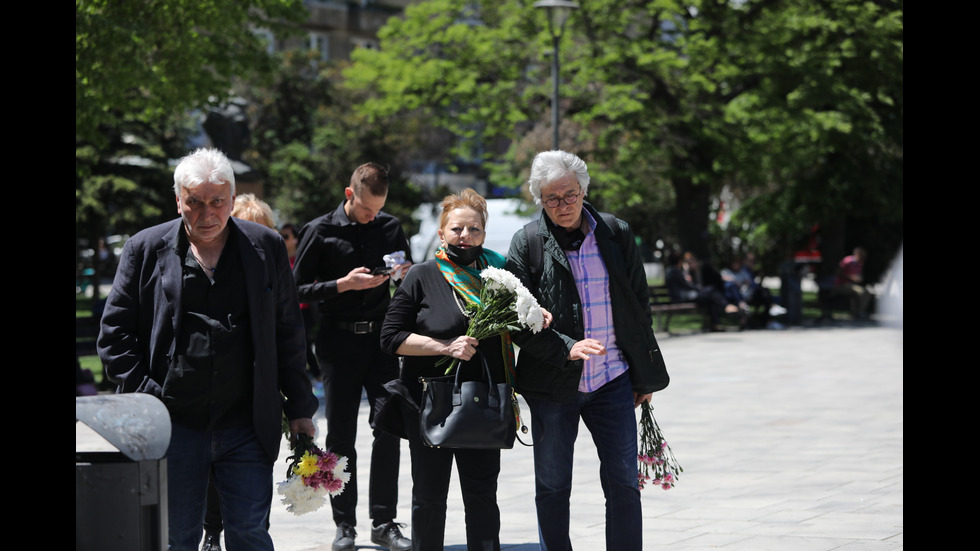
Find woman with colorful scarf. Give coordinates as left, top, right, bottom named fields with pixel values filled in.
left=380, top=188, right=548, bottom=551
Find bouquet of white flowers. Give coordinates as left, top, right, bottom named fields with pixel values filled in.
left=440, top=266, right=545, bottom=375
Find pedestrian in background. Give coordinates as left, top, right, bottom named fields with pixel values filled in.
left=281, top=222, right=323, bottom=398
left=834, top=246, right=872, bottom=319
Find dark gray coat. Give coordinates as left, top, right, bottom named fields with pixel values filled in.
left=505, top=203, right=668, bottom=402
left=97, top=217, right=318, bottom=461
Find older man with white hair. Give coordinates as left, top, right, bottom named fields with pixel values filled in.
left=505, top=149, right=670, bottom=551
left=98, top=147, right=318, bottom=551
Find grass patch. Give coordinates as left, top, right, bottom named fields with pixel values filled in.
left=78, top=354, right=105, bottom=386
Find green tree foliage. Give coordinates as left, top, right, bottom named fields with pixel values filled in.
left=719, top=0, right=903, bottom=279
left=76, top=0, right=307, bottom=148
left=241, top=52, right=423, bottom=230
left=76, top=0, right=308, bottom=301
left=344, top=0, right=902, bottom=275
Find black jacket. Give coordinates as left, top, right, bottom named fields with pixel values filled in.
left=98, top=218, right=318, bottom=461
left=505, top=203, right=668, bottom=402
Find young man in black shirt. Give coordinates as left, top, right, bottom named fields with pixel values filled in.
left=292, top=163, right=413, bottom=551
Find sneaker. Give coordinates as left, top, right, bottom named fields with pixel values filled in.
left=769, top=304, right=788, bottom=316
left=766, top=321, right=786, bottom=330
left=332, top=523, right=356, bottom=551
left=371, top=521, right=412, bottom=551
left=201, top=533, right=222, bottom=551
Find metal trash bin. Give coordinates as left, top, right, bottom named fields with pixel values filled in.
left=76, top=394, right=171, bottom=551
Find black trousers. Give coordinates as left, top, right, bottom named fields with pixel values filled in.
left=316, top=327, right=402, bottom=527
left=407, top=434, right=501, bottom=551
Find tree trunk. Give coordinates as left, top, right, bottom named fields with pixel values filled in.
left=673, top=176, right=712, bottom=262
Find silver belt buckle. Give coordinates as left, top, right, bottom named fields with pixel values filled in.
left=353, top=321, right=372, bottom=334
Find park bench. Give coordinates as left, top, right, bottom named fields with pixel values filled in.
left=648, top=285, right=706, bottom=333
left=817, top=283, right=876, bottom=321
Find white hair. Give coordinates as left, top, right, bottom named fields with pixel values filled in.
left=173, top=148, right=236, bottom=196
left=527, top=150, right=590, bottom=205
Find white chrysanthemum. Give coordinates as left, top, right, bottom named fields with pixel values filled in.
left=515, top=290, right=544, bottom=333
left=277, top=476, right=328, bottom=516
left=332, top=456, right=350, bottom=479
left=481, top=267, right=520, bottom=294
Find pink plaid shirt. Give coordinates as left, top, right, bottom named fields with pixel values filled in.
left=564, top=210, right=628, bottom=392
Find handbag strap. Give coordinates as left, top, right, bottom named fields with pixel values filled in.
left=452, top=350, right=501, bottom=408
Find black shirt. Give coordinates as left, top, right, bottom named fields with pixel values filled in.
left=166, top=228, right=254, bottom=431
left=292, top=202, right=412, bottom=322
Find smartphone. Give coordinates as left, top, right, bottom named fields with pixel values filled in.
left=370, top=266, right=393, bottom=276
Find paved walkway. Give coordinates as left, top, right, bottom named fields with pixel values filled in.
left=77, top=321, right=903, bottom=550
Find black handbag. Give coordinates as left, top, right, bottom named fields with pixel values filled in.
left=418, top=350, right=516, bottom=449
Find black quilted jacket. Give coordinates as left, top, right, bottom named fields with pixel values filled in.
left=505, top=203, right=669, bottom=402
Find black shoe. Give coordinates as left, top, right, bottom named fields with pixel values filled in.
left=371, top=521, right=412, bottom=551
left=201, top=533, right=222, bottom=551
left=332, top=522, right=357, bottom=551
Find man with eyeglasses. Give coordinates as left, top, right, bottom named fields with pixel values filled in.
left=292, top=163, right=413, bottom=551
left=505, top=150, right=669, bottom=551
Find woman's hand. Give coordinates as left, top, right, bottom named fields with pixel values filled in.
left=540, top=308, right=553, bottom=329
left=443, top=335, right=480, bottom=361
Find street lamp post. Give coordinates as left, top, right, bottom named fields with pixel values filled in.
left=534, top=0, right=579, bottom=151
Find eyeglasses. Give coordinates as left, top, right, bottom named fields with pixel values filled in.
left=542, top=192, right=581, bottom=208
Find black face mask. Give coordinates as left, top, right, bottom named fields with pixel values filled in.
left=446, top=243, right=484, bottom=266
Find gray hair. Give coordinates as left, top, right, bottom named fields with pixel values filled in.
left=173, top=148, right=236, bottom=196
left=527, top=150, right=590, bottom=206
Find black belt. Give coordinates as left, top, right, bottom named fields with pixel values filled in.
left=329, top=320, right=380, bottom=334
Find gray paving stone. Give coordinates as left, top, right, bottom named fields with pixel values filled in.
left=76, top=324, right=903, bottom=550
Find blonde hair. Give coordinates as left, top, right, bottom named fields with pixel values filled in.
left=439, top=188, right=488, bottom=230
left=232, top=193, right=276, bottom=229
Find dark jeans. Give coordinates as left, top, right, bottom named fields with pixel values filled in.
left=317, top=327, right=402, bottom=527
left=167, top=424, right=274, bottom=551
left=408, top=439, right=501, bottom=551
left=204, top=475, right=222, bottom=535
left=203, top=471, right=270, bottom=537
left=524, top=373, right=642, bottom=551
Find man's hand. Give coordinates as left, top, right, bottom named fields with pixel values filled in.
left=288, top=418, right=316, bottom=445
left=338, top=267, right=389, bottom=292
left=633, top=392, right=652, bottom=408
left=568, top=338, right=607, bottom=361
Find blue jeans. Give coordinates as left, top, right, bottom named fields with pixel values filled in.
left=524, top=373, right=641, bottom=551
left=167, top=424, right=275, bottom=551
